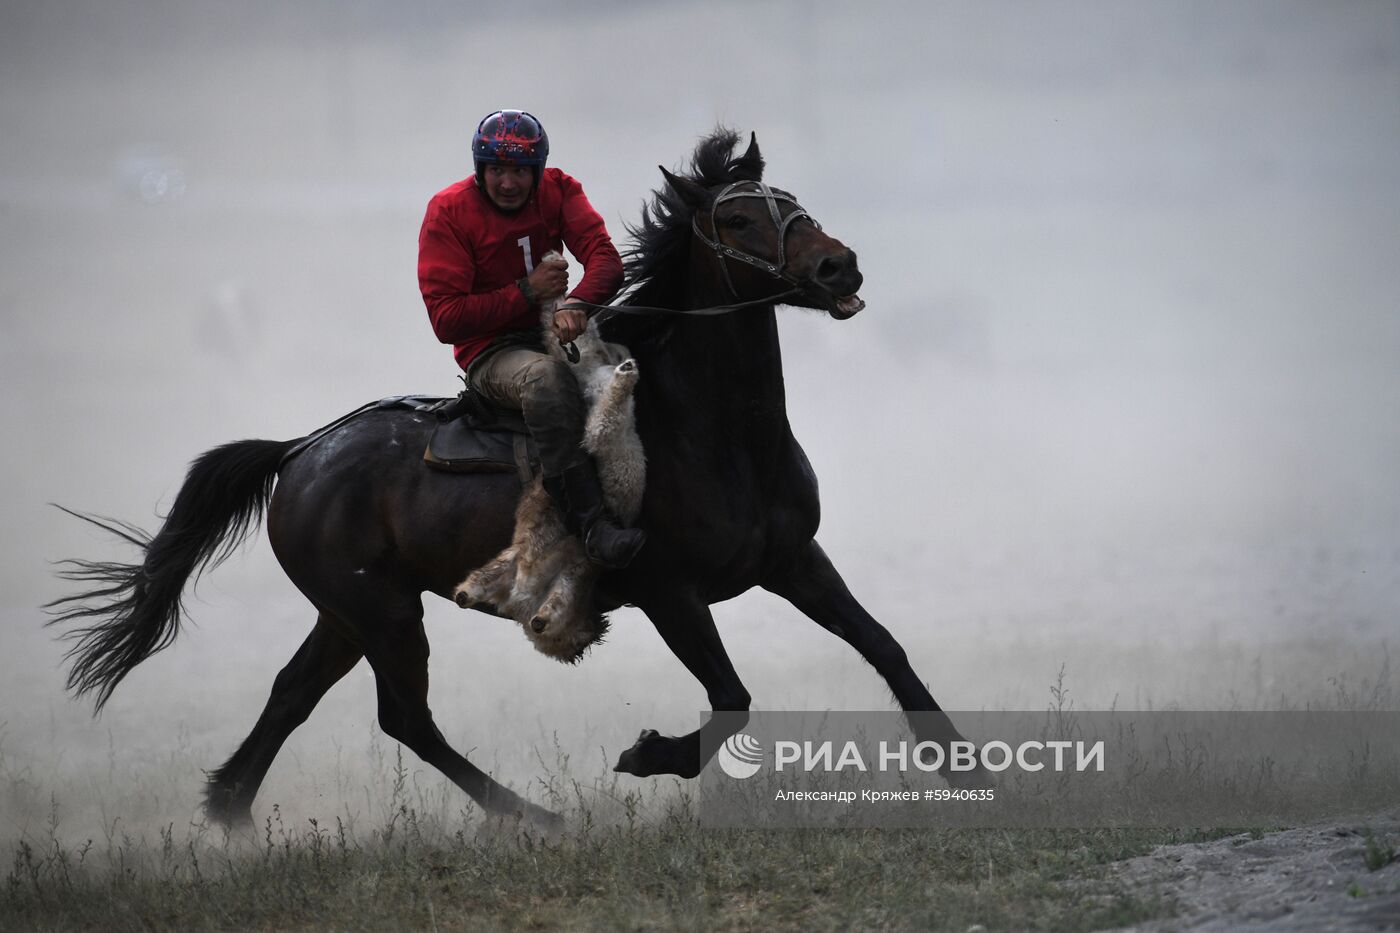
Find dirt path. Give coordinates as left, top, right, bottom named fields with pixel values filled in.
left=1104, top=810, right=1400, bottom=931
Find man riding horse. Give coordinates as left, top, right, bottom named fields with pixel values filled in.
left=417, top=109, right=644, bottom=568
left=52, top=126, right=988, bottom=830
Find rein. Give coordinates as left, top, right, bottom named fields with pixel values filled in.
left=555, top=289, right=799, bottom=362
left=558, top=289, right=801, bottom=321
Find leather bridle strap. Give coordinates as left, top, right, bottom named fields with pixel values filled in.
left=690, top=181, right=819, bottom=298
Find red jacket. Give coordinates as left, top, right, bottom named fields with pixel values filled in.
left=418, top=167, right=624, bottom=370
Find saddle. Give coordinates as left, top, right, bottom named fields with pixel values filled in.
left=279, top=391, right=537, bottom=483
left=420, top=387, right=538, bottom=482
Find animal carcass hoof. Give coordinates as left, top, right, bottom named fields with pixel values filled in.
left=617, top=359, right=637, bottom=374
left=529, top=615, right=548, bottom=634
left=453, top=589, right=472, bottom=608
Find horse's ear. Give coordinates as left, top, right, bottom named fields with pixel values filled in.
left=727, top=132, right=765, bottom=182
left=660, top=166, right=709, bottom=209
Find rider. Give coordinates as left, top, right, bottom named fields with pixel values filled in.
left=417, top=109, right=644, bottom=568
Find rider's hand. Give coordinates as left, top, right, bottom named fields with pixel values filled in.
left=528, top=257, right=569, bottom=303
left=553, top=305, right=588, bottom=343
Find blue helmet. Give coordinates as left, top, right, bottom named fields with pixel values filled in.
left=472, top=110, right=549, bottom=177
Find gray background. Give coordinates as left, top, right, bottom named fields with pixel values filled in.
left=2, top=1, right=1397, bottom=840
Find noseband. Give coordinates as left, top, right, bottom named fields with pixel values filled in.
left=691, top=181, right=821, bottom=299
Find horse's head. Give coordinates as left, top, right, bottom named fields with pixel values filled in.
left=658, top=132, right=865, bottom=320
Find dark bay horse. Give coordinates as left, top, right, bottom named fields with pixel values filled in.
left=50, top=129, right=976, bottom=828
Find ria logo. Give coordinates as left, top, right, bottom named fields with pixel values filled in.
left=717, top=733, right=764, bottom=779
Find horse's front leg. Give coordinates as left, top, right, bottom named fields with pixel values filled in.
left=614, top=587, right=750, bottom=779
left=763, top=539, right=987, bottom=786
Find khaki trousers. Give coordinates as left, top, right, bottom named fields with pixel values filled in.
left=468, top=346, right=585, bottom=477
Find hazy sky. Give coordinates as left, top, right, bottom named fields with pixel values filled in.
left=2, top=1, right=1397, bottom=837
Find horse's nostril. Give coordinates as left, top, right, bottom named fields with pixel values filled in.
left=817, top=257, right=844, bottom=282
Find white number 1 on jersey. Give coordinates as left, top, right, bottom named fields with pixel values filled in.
left=517, top=237, right=534, bottom=274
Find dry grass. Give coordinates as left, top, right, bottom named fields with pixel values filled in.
left=2, top=782, right=1181, bottom=932
left=3, top=652, right=1393, bottom=931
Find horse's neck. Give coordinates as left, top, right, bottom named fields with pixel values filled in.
left=682, top=312, right=784, bottom=402
left=629, top=291, right=792, bottom=455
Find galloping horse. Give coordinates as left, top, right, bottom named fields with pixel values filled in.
left=50, top=129, right=976, bottom=827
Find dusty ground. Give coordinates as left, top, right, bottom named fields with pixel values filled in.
left=1103, top=810, right=1400, bottom=931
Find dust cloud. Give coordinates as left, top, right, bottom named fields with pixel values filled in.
left=2, top=1, right=1397, bottom=844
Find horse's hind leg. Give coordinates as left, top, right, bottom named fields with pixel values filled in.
left=205, top=612, right=362, bottom=827
left=762, top=539, right=984, bottom=784
left=361, top=609, right=561, bottom=829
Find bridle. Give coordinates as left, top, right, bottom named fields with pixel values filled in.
left=559, top=179, right=820, bottom=325
left=690, top=180, right=820, bottom=300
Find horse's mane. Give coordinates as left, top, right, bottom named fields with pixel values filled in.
left=619, top=127, right=765, bottom=309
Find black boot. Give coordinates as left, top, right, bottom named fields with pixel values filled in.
left=553, top=460, right=645, bottom=569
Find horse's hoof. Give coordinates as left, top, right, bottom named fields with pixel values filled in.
left=615, top=729, right=664, bottom=777
left=482, top=802, right=565, bottom=843
left=519, top=801, right=565, bottom=836
left=205, top=802, right=255, bottom=833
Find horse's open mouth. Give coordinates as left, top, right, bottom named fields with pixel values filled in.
left=829, top=294, right=865, bottom=320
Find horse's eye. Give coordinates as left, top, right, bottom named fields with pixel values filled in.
left=722, top=214, right=751, bottom=230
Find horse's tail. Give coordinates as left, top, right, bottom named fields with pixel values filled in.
left=46, top=438, right=297, bottom=713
